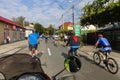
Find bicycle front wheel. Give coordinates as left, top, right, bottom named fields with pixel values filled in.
left=93, top=52, right=101, bottom=65
left=106, top=58, right=119, bottom=74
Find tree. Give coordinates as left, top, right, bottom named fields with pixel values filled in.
left=47, top=24, right=54, bottom=35
left=80, top=0, right=120, bottom=27
left=12, top=16, right=29, bottom=26
left=34, top=23, right=44, bottom=34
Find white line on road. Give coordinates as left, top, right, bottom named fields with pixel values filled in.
left=48, top=48, right=51, bottom=56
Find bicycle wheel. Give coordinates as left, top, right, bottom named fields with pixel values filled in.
left=0, top=72, right=6, bottom=80
left=106, top=58, right=119, bottom=74
left=93, top=52, right=101, bottom=65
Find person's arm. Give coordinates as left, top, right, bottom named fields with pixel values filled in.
left=94, top=42, right=99, bottom=49
left=66, top=37, right=70, bottom=46
left=94, top=39, right=100, bottom=49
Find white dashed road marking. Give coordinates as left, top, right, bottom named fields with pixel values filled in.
left=48, top=48, right=51, bottom=56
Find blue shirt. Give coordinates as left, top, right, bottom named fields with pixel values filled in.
left=28, top=33, right=39, bottom=45
left=97, top=37, right=110, bottom=47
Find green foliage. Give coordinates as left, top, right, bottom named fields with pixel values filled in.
left=81, top=0, right=120, bottom=27
left=57, top=29, right=71, bottom=34
left=34, top=23, right=44, bottom=34
left=47, top=24, right=54, bottom=35
left=12, top=16, right=28, bottom=26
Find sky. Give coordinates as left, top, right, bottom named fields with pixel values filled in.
left=0, top=0, right=94, bottom=28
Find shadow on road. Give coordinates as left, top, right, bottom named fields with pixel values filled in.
left=0, top=53, right=44, bottom=79
left=61, top=52, right=68, bottom=58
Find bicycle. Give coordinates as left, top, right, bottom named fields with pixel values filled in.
left=93, top=50, right=119, bottom=74
left=68, top=48, right=79, bottom=57
left=54, top=39, right=58, bottom=47
left=31, top=48, right=41, bottom=69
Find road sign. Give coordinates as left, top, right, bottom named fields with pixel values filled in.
left=74, top=25, right=80, bottom=36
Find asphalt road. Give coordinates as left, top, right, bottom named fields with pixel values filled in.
left=0, top=39, right=120, bottom=80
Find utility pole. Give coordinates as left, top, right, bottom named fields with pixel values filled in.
left=62, top=14, right=64, bottom=30
left=72, top=5, right=75, bottom=31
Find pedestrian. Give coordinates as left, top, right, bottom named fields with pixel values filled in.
left=64, top=34, right=68, bottom=43
left=6, top=36, right=10, bottom=43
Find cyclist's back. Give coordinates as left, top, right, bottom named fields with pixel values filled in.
left=66, top=32, right=80, bottom=55
left=29, top=33, right=39, bottom=45
left=28, top=30, right=39, bottom=57
left=97, top=34, right=112, bottom=52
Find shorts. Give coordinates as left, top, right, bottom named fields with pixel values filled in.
left=29, top=44, right=38, bottom=51
left=70, top=46, right=80, bottom=52
left=99, top=47, right=112, bottom=53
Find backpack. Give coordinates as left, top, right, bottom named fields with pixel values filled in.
left=72, top=35, right=78, bottom=42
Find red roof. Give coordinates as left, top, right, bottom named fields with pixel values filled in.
left=0, top=16, right=25, bottom=29
left=63, top=22, right=73, bottom=26
left=59, top=22, right=73, bottom=28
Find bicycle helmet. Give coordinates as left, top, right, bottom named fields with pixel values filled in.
left=98, top=34, right=103, bottom=37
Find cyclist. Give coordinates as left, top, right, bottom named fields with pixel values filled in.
left=44, top=34, right=49, bottom=43
left=53, top=34, right=59, bottom=44
left=28, top=30, right=40, bottom=57
left=66, top=32, right=80, bottom=56
left=94, top=34, right=112, bottom=59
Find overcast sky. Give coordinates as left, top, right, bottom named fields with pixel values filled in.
left=0, top=0, right=93, bottom=28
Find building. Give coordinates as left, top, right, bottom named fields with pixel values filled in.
left=0, top=16, right=26, bottom=44
left=25, top=26, right=34, bottom=39
left=59, top=22, right=73, bottom=30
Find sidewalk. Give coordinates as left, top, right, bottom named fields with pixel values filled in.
left=0, top=40, right=27, bottom=58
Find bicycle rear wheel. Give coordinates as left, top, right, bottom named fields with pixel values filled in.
left=106, top=58, right=119, bottom=74
left=93, top=52, right=101, bottom=65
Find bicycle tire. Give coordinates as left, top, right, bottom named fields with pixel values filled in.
left=93, top=52, right=101, bottom=65
left=0, top=72, right=6, bottom=80
left=106, top=58, right=119, bottom=74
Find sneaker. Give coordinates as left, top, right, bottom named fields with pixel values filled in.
left=101, top=56, right=105, bottom=60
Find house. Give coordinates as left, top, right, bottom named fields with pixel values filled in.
left=59, top=22, right=73, bottom=30
left=0, top=16, right=26, bottom=44
left=25, top=26, right=34, bottom=39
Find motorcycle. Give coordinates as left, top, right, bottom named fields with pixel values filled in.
left=0, top=54, right=81, bottom=80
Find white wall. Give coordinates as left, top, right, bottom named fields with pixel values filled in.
left=81, top=25, right=96, bottom=30
left=25, top=30, right=32, bottom=37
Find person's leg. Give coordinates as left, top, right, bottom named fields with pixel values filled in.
left=68, top=47, right=72, bottom=56
left=99, top=48, right=105, bottom=59
left=29, top=44, right=32, bottom=56
left=35, top=44, right=38, bottom=56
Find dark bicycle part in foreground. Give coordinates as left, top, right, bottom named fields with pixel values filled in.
left=2, top=56, right=81, bottom=80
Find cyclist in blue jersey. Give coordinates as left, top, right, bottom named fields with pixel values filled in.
left=28, top=30, right=40, bottom=57
left=94, top=34, right=112, bottom=59
left=66, top=32, right=80, bottom=56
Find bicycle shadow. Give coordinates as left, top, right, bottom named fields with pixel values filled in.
left=61, top=52, right=68, bottom=59
left=0, top=53, right=44, bottom=79
left=37, top=52, right=47, bottom=67
left=37, top=52, right=43, bottom=58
